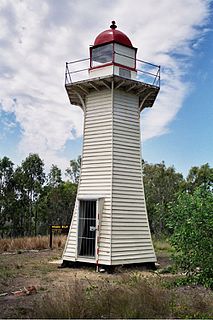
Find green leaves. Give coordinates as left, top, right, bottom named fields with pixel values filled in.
left=167, top=186, right=213, bottom=288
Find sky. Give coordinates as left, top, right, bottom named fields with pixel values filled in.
left=0, top=0, right=212, bottom=177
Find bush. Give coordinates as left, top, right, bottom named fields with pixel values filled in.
left=167, top=186, right=213, bottom=288
left=35, top=274, right=213, bottom=319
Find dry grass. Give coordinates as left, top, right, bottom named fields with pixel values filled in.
left=0, top=235, right=66, bottom=252
left=153, top=237, right=173, bottom=253
left=35, top=274, right=213, bottom=319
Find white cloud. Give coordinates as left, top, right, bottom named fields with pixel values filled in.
left=0, top=0, right=211, bottom=171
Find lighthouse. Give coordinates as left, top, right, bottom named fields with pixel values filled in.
left=62, top=22, right=160, bottom=268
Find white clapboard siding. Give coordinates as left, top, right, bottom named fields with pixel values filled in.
left=63, top=86, right=156, bottom=266
left=63, top=90, right=113, bottom=264
left=111, top=90, right=156, bottom=264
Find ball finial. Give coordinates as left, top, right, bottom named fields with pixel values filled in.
left=110, top=21, right=117, bottom=29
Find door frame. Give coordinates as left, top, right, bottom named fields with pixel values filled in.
left=76, top=197, right=104, bottom=262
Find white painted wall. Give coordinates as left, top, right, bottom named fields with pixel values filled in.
left=63, top=86, right=156, bottom=265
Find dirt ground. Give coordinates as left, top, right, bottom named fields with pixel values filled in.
left=0, top=249, right=212, bottom=319
left=0, top=248, right=171, bottom=318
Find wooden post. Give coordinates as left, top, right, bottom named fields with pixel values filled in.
left=49, top=225, right=53, bottom=249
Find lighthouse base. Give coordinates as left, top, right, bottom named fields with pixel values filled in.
left=60, top=260, right=157, bottom=273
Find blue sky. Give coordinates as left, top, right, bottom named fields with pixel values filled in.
left=0, top=0, right=212, bottom=177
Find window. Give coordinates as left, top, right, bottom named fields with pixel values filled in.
left=91, top=43, right=113, bottom=67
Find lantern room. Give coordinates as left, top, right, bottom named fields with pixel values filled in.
left=89, top=21, right=137, bottom=80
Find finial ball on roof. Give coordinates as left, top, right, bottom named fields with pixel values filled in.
left=110, top=21, right=117, bottom=29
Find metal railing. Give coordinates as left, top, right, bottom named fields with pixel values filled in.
left=65, top=53, right=160, bottom=87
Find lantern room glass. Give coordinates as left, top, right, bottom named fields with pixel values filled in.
left=91, top=43, right=137, bottom=70
left=91, top=43, right=113, bottom=67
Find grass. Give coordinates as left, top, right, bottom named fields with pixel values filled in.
left=0, top=237, right=212, bottom=319
left=0, top=235, right=66, bottom=253
left=153, top=236, right=174, bottom=254
left=35, top=273, right=213, bottom=319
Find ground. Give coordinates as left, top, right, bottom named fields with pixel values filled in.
left=0, top=248, right=212, bottom=318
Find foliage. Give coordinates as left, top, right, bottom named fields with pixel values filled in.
left=66, top=155, right=81, bottom=184
left=35, top=275, right=213, bottom=319
left=186, top=163, right=213, bottom=192
left=143, top=160, right=184, bottom=235
left=0, top=155, right=77, bottom=237
left=167, top=186, right=213, bottom=288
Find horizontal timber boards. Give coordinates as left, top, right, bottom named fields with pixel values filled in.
left=113, top=130, right=140, bottom=139
left=113, top=123, right=139, bottom=133
left=111, top=252, right=154, bottom=259
left=112, top=143, right=140, bottom=151
left=113, top=161, right=142, bottom=168
left=83, top=135, right=112, bottom=142
left=82, top=156, right=112, bottom=162
left=114, top=116, right=139, bottom=126
left=82, top=149, right=112, bottom=156
left=113, top=154, right=140, bottom=162
left=111, top=246, right=154, bottom=253
left=86, top=110, right=112, bottom=117
left=113, top=106, right=139, bottom=116
left=112, top=195, right=145, bottom=201
left=84, top=120, right=112, bottom=129
left=83, top=141, right=112, bottom=148
left=112, top=226, right=149, bottom=231
left=111, top=257, right=156, bottom=265
left=113, top=139, right=140, bottom=147
left=114, top=92, right=138, bottom=104
left=113, top=107, right=139, bottom=116
left=112, top=214, right=147, bottom=220
left=111, top=236, right=152, bottom=243
left=78, top=187, right=111, bottom=192
left=81, top=166, right=111, bottom=172
left=84, top=127, right=112, bottom=135
left=80, top=171, right=111, bottom=177
left=112, top=186, right=143, bottom=192
left=81, top=158, right=112, bottom=164
left=112, top=166, right=141, bottom=173
left=112, top=172, right=142, bottom=179
left=112, top=204, right=146, bottom=210
left=113, top=150, right=141, bottom=158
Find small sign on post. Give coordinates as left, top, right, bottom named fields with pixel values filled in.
left=49, top=225, right=69, bottom=249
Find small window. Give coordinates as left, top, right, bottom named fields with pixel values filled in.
left=119, top=68, right=131, bottom=79
left=92, top=43, right=113, bottom=67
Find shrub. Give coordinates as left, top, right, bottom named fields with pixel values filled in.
left=167, top=186, right=213, bottom=288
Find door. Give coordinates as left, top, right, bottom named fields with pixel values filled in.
left=78, top=200, right=96, bottom=257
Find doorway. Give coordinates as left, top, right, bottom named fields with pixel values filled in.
left=78, top=200, right=96, bottom=257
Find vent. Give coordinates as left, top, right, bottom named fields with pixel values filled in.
left=119, top=68, right=131, bottom=79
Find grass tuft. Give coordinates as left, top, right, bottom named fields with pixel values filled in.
left=35, top=274, right=213, bottom=319
left=0, top=235, right=66, bottom=252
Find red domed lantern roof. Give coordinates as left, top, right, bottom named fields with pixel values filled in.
left=94, top=21, right=133, bottom=47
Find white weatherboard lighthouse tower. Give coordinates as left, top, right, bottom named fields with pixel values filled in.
left=62, top=22, right=160, bottom=269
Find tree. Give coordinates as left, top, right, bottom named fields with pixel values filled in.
left=66, top=156, right=81, bottom=184
left=39, top=181, right=77, bottom=229
left=142, top=161, right=184, bottom=235
left=21, top=154, right=45, bottom=236
left=48, top=165, right=62, bottom=187
left=186, top=163, right=213, bottom=193
left=167, top=186, right=213, bottom=288
left=0, top=157, right=15, bottom=237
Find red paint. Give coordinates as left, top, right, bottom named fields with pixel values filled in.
left=94, top=29, right=133, bottom=47
left=89, top=61, right=136, bottom=72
